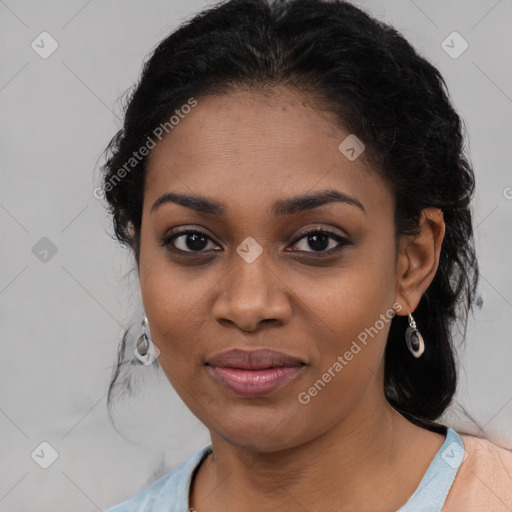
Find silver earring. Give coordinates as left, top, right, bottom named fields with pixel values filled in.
left=134, top=315, right=159, bottom=365
left=405, top=313, right=425, bottom=358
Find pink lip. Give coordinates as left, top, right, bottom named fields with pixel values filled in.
left=205, top=348, right=306, bottom=397
left=206, top=365, right=305, bottom=397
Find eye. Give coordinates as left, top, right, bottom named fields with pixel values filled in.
left=160, top=229, right=220, bottom=253
left=160, top=227, right=351, bottom=257
left=288, top=228, right=350, bottom=256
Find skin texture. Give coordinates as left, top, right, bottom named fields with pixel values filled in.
left=137, top=86, right=446, bottom=511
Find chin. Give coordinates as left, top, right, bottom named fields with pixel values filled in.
left=208, top=408, right=311, bottom=453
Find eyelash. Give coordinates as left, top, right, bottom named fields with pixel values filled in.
left=159, top=227, right=351, bottom=258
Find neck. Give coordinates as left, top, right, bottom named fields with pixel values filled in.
left=190, top=388, right=440, bottom=512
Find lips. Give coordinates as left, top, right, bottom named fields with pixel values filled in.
left=205, top=348, right=305, bottom=370
left=205, top=348, right=306, bottom=397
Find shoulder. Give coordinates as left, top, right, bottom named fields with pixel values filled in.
left=443, top=431, right=512, bottom=511
left=104, top=444, right=212, bottom=512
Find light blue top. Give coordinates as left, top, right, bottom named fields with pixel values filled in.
left=105, top=427, right=465, bottom=512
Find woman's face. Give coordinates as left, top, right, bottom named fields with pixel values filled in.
left=138, top=87, right=404, bottom=451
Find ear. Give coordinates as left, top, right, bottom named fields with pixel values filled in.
left=394, top=207, right=445, bottom=315
left=127, top=221, right=135, bottom=239
left=127, top=221, right=138, bottom=252
left=127, top=221, right=141, bottom=273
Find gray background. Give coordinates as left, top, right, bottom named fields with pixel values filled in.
left=1, top=0, right=511, bottom=510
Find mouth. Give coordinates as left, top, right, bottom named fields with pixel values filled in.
left=205, top=348, right=306, bottom=397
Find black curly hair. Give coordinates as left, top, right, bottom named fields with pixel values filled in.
left=100, top=0, right=480, bottom=435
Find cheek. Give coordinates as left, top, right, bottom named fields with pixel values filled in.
left=303, top=290, right=392, bottom=392
left=296, top=250, right=397, bottom=402
left=138, top=255, right=222, bottom=382
left=141, top=271, right=206, bottom=353
left=138, top=246, right=183, bottom=347
left=304, top=250, right=396, bottom=344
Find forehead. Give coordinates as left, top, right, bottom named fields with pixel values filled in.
left=144, top=87, right=391, bottom=218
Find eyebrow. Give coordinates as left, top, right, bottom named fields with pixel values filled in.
left=150, top=189, right=366, bottom=217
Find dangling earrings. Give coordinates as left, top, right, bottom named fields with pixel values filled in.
left=134, top=314, right=160, bottom=365
left=405, top=313, right=425, bottom=358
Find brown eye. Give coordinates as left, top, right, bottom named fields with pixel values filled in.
left=289, top=229, right=351, bottom=256
left=161, top=230, right=220, bottom=253
left=159, top=227, right=351, bottom=258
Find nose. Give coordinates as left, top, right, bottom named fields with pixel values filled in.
left=211, top=251, right=293, bottom=332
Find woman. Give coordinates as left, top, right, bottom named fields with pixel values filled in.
left=101, top=0, right=512, bottom=510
